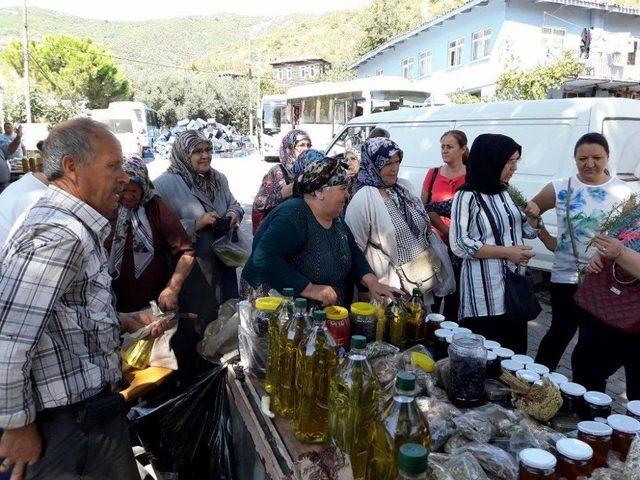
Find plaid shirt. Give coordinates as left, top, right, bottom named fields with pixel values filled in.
left=0, top=186, right=121, bottom=429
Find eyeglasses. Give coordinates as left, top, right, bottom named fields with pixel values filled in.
left=192, top=147, right=213, bottom=156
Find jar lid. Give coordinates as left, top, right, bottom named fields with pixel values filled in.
left=494, top=347, right=515, bottom=359
left=578, top=421, right=613, bottom=437
left=584, top=391, right=612, bottom=407
left=484, top=340, right=501, bottom=350
left=396, top=371, right=416, bottom=391
left=282, top=287, right=294, bottom=297
left=350, top=302, right=375, bottom=316
left=607, top=414, right=640, bottom=434
left=255, top=297, right=283, bottom=312
left=526, top=363, right=550, bottom=375
left=426, top=313, right=445, bottom=323
left=556, top=438, right=593, bottom=461
left=516, top=369, right=541, bottom=384
left=325, top=306, right=348, bottom=320
left=561, top=382, right=587, bottom=397
left=519, top=448, right=557, bottom=470
left=628, top=400, right=640, bottom=417
left=435, top=328, right=452, bottom=340
left=441, top=321, right=459, bottom=330
left=452, top=327, right=472, bottom=335
left=512, top=354, right=534, bottom=365
left=501, top=359, right=525, bottom=372
left=350, top=335, right=367, bottom=350
left=295, top=298, right=308, bottom=309
left=313, top=310, right=326, bottom=321
left=397, top=443, right=428, bottom=475
left=475, top=334, right=486, bottom=342
left=486, top=351, right=497, bottom=361
left=545, top=372, right=569, bottom=387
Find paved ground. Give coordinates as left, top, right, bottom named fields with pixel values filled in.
left=147, top=152, right=630, bottom=411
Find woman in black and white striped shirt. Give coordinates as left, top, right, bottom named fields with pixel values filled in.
left=450, top=134, right=541, bottom=352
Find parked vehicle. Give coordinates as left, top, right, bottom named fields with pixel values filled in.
left=325, top=98, right=640, bottom=271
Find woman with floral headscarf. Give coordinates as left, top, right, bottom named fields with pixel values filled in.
left=242, top=150, right=395, bottom=306
left=106, top=155, right=195, bottom=315
left=154, top=130, right=244, bottom=368
left=252, top=129, right=311, bottom=233
left=345, top=138, right=453, bottom=305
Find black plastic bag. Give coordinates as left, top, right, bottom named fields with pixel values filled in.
left=128, top=364, right=235, bottom=480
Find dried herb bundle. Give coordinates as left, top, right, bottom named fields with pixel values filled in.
left=499, top=372, right=563, bottom=422
left=507, top=184, right=529, bottom=210
left=595, top=194, right=640, bottom=239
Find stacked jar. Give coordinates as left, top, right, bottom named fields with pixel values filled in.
left=607, top=414, right=640, bottom=461
left=350, top=302, right=377, bottom=343
left=518, top=448, right=557, bottom=479
left=577, top=421, right=612, bottom=469
left=555, top=438, right=593, bottom=480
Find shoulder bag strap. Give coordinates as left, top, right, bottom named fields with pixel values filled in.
left=474, top=192, right=503, bottom=247
left=565, top=177, right=582, bottom=275
left=424, top=167, right=440, bottom=205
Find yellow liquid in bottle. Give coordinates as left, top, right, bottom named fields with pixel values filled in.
left=387, top=302, right=408, bottom=350
left=275, top=307, right=308, bottom=418
left=264, top=312, right=279, bottom=395
left=405, top=301, right=425, bottom=347
left=294, top=321, right=339, bottom=443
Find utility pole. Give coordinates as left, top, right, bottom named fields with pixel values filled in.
left=22, top=0, right=32, bottom=123
left=248, top=37, right=253, bottom=137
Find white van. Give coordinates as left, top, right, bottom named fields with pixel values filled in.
left=325, top=98, right=640, bottom=271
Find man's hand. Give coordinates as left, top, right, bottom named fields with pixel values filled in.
left=158, top=286, right=179, bottom=311
left=15, top=126, right=22, bottom=139
left=120, top=310, right=169, bottom=339
left=0, top=423, right=41, bottom=480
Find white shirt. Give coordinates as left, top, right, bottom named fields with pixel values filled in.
left=0, top=173, right=49, bottom=248
left=551, top=175, right=632, bottom=284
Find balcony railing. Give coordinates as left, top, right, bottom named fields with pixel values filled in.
left=583, top=52, right=640, bottom=80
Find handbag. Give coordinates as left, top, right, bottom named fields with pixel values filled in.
left=574, top=258, right=640, bottom=334
left=475, top=192, right=541, bottom=322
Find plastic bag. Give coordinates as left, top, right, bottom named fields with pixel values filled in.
left=463, top=442, right=518, bottom=480
left=427, top=453, right=454, bottom=480
left=237, top=300, right=269, bottom=377
left=623, top=434, right=640, bottom=480
left=507, top=419, right=564, bottom=454
left=590, top=468, right=623, bottom=480
left=429, top=229, right=456, bottom=297
left=452, top=410, right=497, bottom=444
left=443, top=452, right=489, bottom=480
left=415, top=397, right=462, bottom=424
left=365, top=341, right=400, bottom=360
left=473, top=404, right=523, bottom=438
left=198, top=299, right=239, bottom=361
left=212, top=230, right=251, bottom=267
left=129, top=363, right=235, bottom=480
left=428, top=419, right=457, bottom=452
left=444, top=433, right=470, bottom=453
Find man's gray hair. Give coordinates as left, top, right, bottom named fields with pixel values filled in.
left=43, top=118, right=110, bottom=181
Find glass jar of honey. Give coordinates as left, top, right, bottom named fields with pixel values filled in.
left=424, top=313, right=444, bottom=345
left=526, top=362, right=550, bottom=376
left=555, top=438, right=593, bottom=480
left=577, top=420, right=612, bottom=469
left=516, top=369, right=541, bottom=385
left=560, top=382, right=586, bottom=415
left=493, top=347, right=515, bottom=361
left=501, top=359, right=525, bottom=375
left=607, top=414, right=640, bottom=461
left=483, top=339, right=500, bottom=350
left=433, top=328, right=452, bottom=361
left=512, top=354, right=534, bottom=365
left=486, top=350, right=500, bottom=378
left=440, top=320, right=458, bottom=331
left=582, top=391, right=612, bottom=421
left=518, top=448, right=557, bottom=480
left=544, top=372, right=568, bottom=389
left=626, top=400, right=640, bottom=421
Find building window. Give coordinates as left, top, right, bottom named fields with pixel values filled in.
left=286, top=67, right=293, bottom=80
left=376, top=68, right=384, bottom=76
left=628, top=40, right=638, bottom=66
left=542, top=27, right=565, bottom=56
left=275, top=69, right=282, bottom=81
left=300, top=66, right=307, bottom=79
left=472, top=28, right=491, bottom=61
left=419, top=50, right=432, bottom=77
left=401, top=57, right=415, bottom=79
left=448, top=38, right=464, bottom=67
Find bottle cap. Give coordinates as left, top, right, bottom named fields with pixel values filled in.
left=350, top=335, right=367, bottom=350
left=584, top=391, right=612, bottom=407
left=440, top=321, right=458, bottom=330
left=519, top=448, right=557, bottom=470
left=627, top=400, right=640, bottom=417
left=512, top=354, right=534, bottom=365
left=578, top=421, right=613, bottom=437
left=556, top=438, right=593, bottom=461
left=395, top=371, right=416, bottom=391
left=544, top=372, right=569, bottom=387
left=426, top=313, right=445, bottom=323
left=325, top=306, right=348, bottom=320
left=560, top=382, right=587, bottom=397
left=501, top=359, right=525, bottom=372
left=295, top=298, right=308, bottom=309
left=312, top=310, right=327, bottom=322
left=350, top=302, right=375, bottom=317
left=255, top=297, right=283, bottom=312
left=282, top=288, right=294, bottom=297
left=516, top=369, right=541, bottom=384
left=607, top=414, right=640, bottom=434
left=412, top=287, right=422, bottom=296
left=526, top=363, right=550, bottom=375
left=397, top=443, right=428, bottom=475
left=484, top=340, right=501, bottom=350
left=493, top=347, right=515, bottom=359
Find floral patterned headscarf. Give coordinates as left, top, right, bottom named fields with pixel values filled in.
left=169, top=130, right=219, bottom=200
left=295, top=154, right=349, bottom=195
left=279, top=129, right=311, bottom=175
left=357, top=137, right=427, bottom=237
left=123, top=155, right=156, bottom=205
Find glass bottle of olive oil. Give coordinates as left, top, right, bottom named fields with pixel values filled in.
left=386, top=293, right=408, bottom=350
left=265, top=288, right=294, bottom=407
left=367, top=372, right=430, bottom=480
left=328, top=335, right=380, bottom=480
left=294, top=310, right=339, bottom=443
left=405, top=288, right=426, bottom=347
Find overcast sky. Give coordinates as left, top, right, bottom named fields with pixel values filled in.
left=0, top=0, right=371, bottom=20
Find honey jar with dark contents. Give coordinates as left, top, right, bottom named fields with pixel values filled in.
left=555, top=438, right=593, bottom=480
left=582, top=391, right=612, bottom=420
left=626, top=400, right=640, bottom=420
left=518, top=448, right=557, bottom=480
left=607, top=414, right=640, bottom=462
left=577, top=421, right=612, bottom=469
left=559, top=382, right=586, bottom=415
left=424, top=313, right=444, bottom=346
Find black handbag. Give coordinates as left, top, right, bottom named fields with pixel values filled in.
left=475, top=193, right=542, bottom=322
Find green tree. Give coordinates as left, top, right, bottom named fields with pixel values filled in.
left=3, top=91, right=84, bottom=125
left=1, top=35, right=132, bottom=109
left=449, top=90, right=482, bottom=104
left=495, top=52, right=584, bottom=100
left=355, top=0, right=423, bottom=57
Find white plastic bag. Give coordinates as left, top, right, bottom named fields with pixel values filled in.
left=429, top=230, right=456, bottom=297
left=212, top=230, right=251, bottom=267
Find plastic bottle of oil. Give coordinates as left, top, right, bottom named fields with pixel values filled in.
left=386, top=293, right=408, bottom=350
left=294, top=310, right=339, bottom=443
left=265, top=288, right=294, bottom=407
left=275, top=297, right=310, bottom=418
left=405, top=288, right=425, bottom=347
left=367, top=372, right=430, bottom=480
left=396, top=443, right=429, bottom=480
left=328, top=335, right=380, bottom=480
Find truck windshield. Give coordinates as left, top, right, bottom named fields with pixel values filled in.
left=370, top=90, right=429, bottom=113
left=262, top=101, right=285, bottom=133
